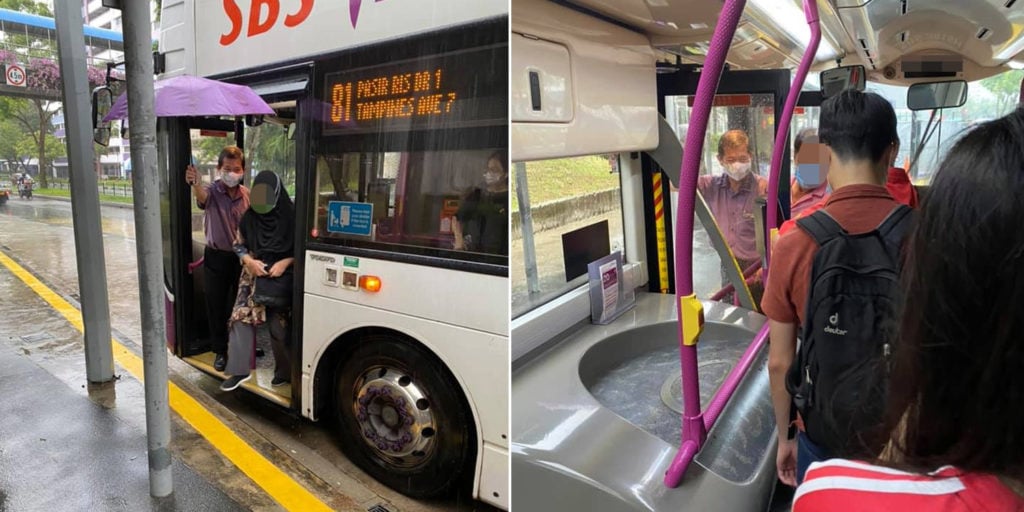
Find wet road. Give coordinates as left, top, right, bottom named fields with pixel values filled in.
left=0, top=197, right=496, bottom=512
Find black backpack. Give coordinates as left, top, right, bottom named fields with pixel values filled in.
left=786, top=205, right=913, bottom=455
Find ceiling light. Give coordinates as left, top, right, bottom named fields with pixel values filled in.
left=747, top=0, right=839, bottom=61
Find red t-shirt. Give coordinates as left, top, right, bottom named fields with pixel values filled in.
left=762, top=184, right=898, bottom=326
left=778, top=168, right=918, bottom=236
left=795, top=459, right=1024, bottom=512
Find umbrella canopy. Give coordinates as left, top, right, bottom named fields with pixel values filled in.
left=103, top=75, right=275, bottom=122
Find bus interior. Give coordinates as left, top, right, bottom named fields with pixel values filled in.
left=510, top=0, right=1024, bottom=510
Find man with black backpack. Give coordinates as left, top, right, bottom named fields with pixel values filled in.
left=762, top=90, right=912, bottom=487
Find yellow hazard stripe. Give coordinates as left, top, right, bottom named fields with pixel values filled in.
left=0, top=249, right=331, bottom=512
left=653, top=173, right=670, bottom=293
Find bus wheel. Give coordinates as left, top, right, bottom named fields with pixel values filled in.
left=335, top=336, right=472, bottom=498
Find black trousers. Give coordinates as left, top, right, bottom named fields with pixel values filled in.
left=203, top=247, right=241, bottom=354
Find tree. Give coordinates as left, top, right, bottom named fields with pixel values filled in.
left=0, top=117, right=34, bottom=175
left=977, top=70, right=1024, bottom=117
left=0, top=53, right=107, bottom=188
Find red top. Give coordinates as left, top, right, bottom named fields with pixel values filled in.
left=778, top=168, right=918, bottom=236
left=761, top=184, right=897, bottom=326
left=795, top=459, right=1024, bottom=512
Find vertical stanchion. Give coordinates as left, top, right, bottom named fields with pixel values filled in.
left=53, top=0, right=113, bottom=384
left=122, top=1, right=173, bottom=497
left=514, top=161, right=540, bottom=296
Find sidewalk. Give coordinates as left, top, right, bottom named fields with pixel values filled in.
left=0, top=340, right=245, bottom=511
left=32, top=193, right=135, bottom=209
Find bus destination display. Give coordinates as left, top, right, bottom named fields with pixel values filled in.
left=323, top=47, right=506, bottom=134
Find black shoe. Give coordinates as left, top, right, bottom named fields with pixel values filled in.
left=271, top=376, right=290, bottom=386
left=220, top=374, right=251, bottom=391
left=213, top=353, right=226, bottom=372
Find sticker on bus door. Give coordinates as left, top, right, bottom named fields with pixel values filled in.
left=327, top=201, right=373, bottom=236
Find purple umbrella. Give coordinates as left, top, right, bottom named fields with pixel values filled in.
left=103, top=74, right=275, bottom=122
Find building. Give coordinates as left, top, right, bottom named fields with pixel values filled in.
left=45, top=0, right=159, bottom=179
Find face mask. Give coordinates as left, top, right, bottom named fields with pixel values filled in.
left=483, top=171, right=502, bottom=185
left=794, top=163, right=825, bottom=189
left=221, top=172, right=242, bottom=188
left=724, top=161, right=751, bottom=181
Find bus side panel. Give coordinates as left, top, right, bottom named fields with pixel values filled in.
left=300, top=254, right=508, bottom=501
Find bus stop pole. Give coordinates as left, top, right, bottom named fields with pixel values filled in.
left=52, top=0, right=114, bottom=384
left=122, top=2, right=173, bottom=497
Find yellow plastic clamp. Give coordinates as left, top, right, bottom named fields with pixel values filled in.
left=679, top=294, right=705, bottom=346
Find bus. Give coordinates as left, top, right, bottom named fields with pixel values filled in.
left=510, top=0, right=1023, bottom=510
left=153, top=0, right=508, bottom=506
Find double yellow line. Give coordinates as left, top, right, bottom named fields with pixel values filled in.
left=0, top=249, right=331, bottom=511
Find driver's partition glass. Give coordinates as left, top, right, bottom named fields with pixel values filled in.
left=664, top=93, right=773, bottom=303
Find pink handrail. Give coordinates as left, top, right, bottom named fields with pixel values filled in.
left=664, top=0, right=747, bottom=488
left=664, top=0, right=821, bottom=488
left=764, top=0, right=820, bottom=277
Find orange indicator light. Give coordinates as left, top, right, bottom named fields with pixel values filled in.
left=359, top=275, right=382, bottom=293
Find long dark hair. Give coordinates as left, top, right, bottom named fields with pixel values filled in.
left=883, top=108, right=1024, bottom=478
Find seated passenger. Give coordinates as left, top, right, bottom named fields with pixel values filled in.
left=779, top=137, right=917, bottom=236
left=762, top=90, right=909, bottom=486
left=790, top=128, right=828, bottom=217
left=794, top=109, right=1024, bottom=511
left=453, top=150, right=509, bottom=255
left=698, top=129, right=768, bottom=288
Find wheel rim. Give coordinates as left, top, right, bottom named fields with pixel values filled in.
left=351, top=365, right=437, bottom=468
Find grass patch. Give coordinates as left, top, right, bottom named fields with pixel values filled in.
left=511, top=155, right=620, bottom=211
left=36, top=188, right=134, bottom=205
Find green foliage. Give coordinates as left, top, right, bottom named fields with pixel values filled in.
left=0, top=0, right=52, bottom=16
left=511, top=155, right=620, bottom=212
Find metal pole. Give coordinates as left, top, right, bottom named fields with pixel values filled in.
left=514, top=161, right=540, bottom=295
left=53, top=0, right=113, bottom=384
left=122, top=1, right=173, bottom=497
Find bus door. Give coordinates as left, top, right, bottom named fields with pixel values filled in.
left=161, top=116, right=241, bottom=360
left=161, top=75, right=305, bottom=405
left=647, top=67, right=793, bottom=305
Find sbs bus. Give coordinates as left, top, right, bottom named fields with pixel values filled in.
left=155, top=0, right=508, bottom=506
left=510, top=0, right=1023, bottom=510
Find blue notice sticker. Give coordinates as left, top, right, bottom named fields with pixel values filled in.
left=326, top=201, right=373, bottom=236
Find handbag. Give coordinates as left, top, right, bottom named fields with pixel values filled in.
left=252, top=268, right=293, bottom=308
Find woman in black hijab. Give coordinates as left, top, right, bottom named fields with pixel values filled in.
left=221, top=170, right=295, bottom=392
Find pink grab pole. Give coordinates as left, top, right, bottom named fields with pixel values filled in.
left=663, top=0, right=747, bottom=488
left=707, top=0, right=822, bottom=434
left=764, top=0, right=820, bottom=277
left=664, top=0, right=822, bottom=488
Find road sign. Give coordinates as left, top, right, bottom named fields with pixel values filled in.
left=5, top=64, right=26, bottom=87
left=327, top=201, right=373, bottom=236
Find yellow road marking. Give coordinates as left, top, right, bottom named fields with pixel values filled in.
left=0, top=249, right=331, bottom=512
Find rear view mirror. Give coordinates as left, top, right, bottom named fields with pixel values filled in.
left=907, top=80, right=968, bottom=111
left=820, top=65, right=866, bottom=99
left=92, top=86, right=113, bottom=146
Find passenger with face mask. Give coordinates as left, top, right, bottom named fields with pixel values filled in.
left=185, top=146, right=250, bottom=372
left=453, top=150, right=509, bottom=255
left=220, top=170, right=295, bottom=391
left=697, top=129, right=769, bottom=286
left=791, top=128, right=829, bottom=216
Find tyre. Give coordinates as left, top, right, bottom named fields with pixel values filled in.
left=334, top=335, right=474, bottom=498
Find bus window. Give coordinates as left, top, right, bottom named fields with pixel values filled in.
left=245, top=115, right=297, bottom=197
left=312, top=147, right=507, bottom=261
left=511, top=154, right=624, bottom=316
